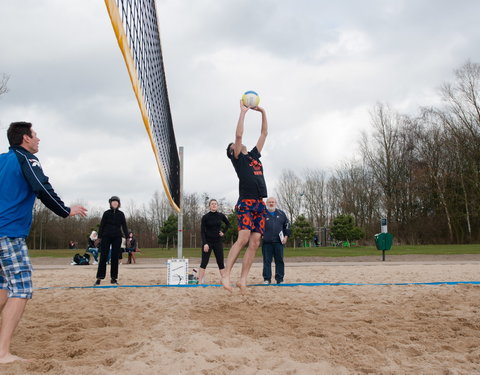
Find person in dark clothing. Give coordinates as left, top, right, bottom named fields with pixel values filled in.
left=125, top=232, right=137, bottom=264
left=94, top=196, right=129, bottom=285
left=222, top=100, right=268, bottom=294
left=86, top=230, right=99, bottom=264
left=262, top=197, right=291, bottom=284
left=197, top=199, right=230, bottom=284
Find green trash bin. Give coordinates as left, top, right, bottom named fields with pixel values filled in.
left=374, top=233, right=393, bottom=250
left=374, top=232, right=393, bottom=260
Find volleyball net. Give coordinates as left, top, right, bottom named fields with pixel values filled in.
left=105, top=0, right=180, bottom=212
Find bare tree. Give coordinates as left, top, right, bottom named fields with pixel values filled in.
left=302, top=169, right=328, bottom=231
left=276, top=169, right=303, bottom=223
left=415, top=109, right=454, bottom=242
left=361, top=103, right=404, bottom=226
left=183, top=192, right=202, bottom=248
left=0, top=74, right=9, bottom=97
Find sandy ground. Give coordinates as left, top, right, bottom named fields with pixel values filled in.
left=1, top=256, right=480, bottom=375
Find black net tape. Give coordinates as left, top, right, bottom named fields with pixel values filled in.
left=116, top=0, right=180, bottom=207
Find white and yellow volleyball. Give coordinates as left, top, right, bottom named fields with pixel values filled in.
left=242, top=91, right=260, bottom=108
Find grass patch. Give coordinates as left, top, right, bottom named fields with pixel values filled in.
left=28, top=244, right=480, bottom=259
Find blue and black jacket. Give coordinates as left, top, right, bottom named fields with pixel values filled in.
left=263, top=209, right=291, bottom=243
left=0, top=146, right=70, bottom=238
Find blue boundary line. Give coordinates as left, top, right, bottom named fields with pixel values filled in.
left=34, top=281, right=480, bottom=291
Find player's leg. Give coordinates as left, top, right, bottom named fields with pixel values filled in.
left=237, top=199, right=266, bottom=293
left=212, top=242, right=226, bottom=279
left=273, top=243, right=285, bottom=284
left=0, top=237, right=32, bottom=362
left=198, top=245, right=213, bottom=284
left=0, top=297, right=28, bottom=363
left=221, top=230, right=250, bottom=292
left=262, top=242, right=273, bottom=284
left=96, top=237, right=112, bottom=283
left=0, top=268, right=8, bottom=311
left=237, top=232, right=261, bottom=294
left=110, top=236, right=122, bottom=283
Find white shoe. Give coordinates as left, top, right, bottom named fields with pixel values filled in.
left=93, top=261, right=98, bottom=265
left=263, top=280, right=271, bottom=285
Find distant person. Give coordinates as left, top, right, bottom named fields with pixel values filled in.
left=68, top=240, right=77, bottom=250
left=119, top=237, right=126, bottom=265
left=95, top=196, right=129, bottom=286
left=0, top=121, right=87, bottom=363
left=126, top=232, right=138, bottom=264
left=262, top=197, right=290, bottom=285
left=222, top=100, right=268, bottom=294
left=197, top=199, right=230, bottom=284
left=86, top=230, right=99, bottom=264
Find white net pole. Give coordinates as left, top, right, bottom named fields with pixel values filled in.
left=177, top=146, right=184, bottom=258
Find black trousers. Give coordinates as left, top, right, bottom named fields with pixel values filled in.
left=200, top=241, right=225, bottom=270
left=96, top=236, right=122, bottom=280
left=262, top=242, right=285, bottom=283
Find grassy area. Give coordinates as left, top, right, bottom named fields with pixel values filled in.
left=28, top=244, right=480, bottom=259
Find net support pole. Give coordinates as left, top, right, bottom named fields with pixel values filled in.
left=177, top=146, right=184, bottom=258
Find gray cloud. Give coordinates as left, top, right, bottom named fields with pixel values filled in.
left=1, top=0, right=480, bottom=213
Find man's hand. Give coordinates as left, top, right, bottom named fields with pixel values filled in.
left=219, top=231, right=224, bottom=237
left=239, top=99, right=249, bottom=113
left=69, top=205, right=87, bottom=217
left=252, top=106, right=265, bottom=113
left=282, top=236, right=288, bottom=245
left=203, top=244, right=209, bottom=252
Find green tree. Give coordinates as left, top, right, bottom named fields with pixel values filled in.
left=224, top=210, right=238, bottom=246
left=330, top=215, right=365, bottom=243
left=158, top=214, right=177, bottom=248
left=291, top=215, right=315, bottom=247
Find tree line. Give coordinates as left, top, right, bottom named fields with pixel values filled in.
left=276, top=61, right=480, bottom=244
left=13, top=61, right=480, bottom=248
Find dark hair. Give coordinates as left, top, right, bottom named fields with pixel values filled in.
left=7, top=122, right=33, bottom=146
left=209, top=199, right=218, bottom=205
left=109, top=196, right=121, bottom=207
left=226, top=142, right=234, bottom=159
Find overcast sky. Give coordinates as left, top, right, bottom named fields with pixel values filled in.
left=1, top=0, right=479, bottom=214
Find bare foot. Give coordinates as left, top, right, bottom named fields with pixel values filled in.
left=221, top=276, right=233, bottom=293
left=236, top=281, right=247, bottom=295
left=0, top=353, right=30, bottom=364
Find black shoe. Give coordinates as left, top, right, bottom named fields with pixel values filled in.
left=94, top=279, right=101, bottom=286
left=111, top=279, right=118, bottom=284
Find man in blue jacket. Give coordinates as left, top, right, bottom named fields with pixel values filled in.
left=262, top=197, right=291, bottom=285
left=0, top=122, right=87, bottom=363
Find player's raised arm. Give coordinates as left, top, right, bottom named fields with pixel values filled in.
left=253, top=106, right=268, bottom=153
left=233, top=100, right=249, bottom=158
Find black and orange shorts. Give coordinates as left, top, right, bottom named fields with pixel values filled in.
left=235, top=199, right=266, bottom=234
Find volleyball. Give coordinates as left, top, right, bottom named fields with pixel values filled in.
left=242, top=91, right=260, bottom=108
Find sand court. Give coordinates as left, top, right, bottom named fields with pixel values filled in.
left=1, top=257, right=480, bottom=374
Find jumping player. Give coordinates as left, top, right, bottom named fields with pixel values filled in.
left=222, top=100, right=268, bottom=293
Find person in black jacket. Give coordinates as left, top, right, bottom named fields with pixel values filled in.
left=94, top=196, right=129, bottom=285
left=125, top=232, right=137, bottom=264
left=197, top=199, right=230, bottom=284
left=262, top=197, right=291, bottom=284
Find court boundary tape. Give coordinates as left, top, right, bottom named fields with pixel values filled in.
left=34, top=280, right=480, bottom=291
